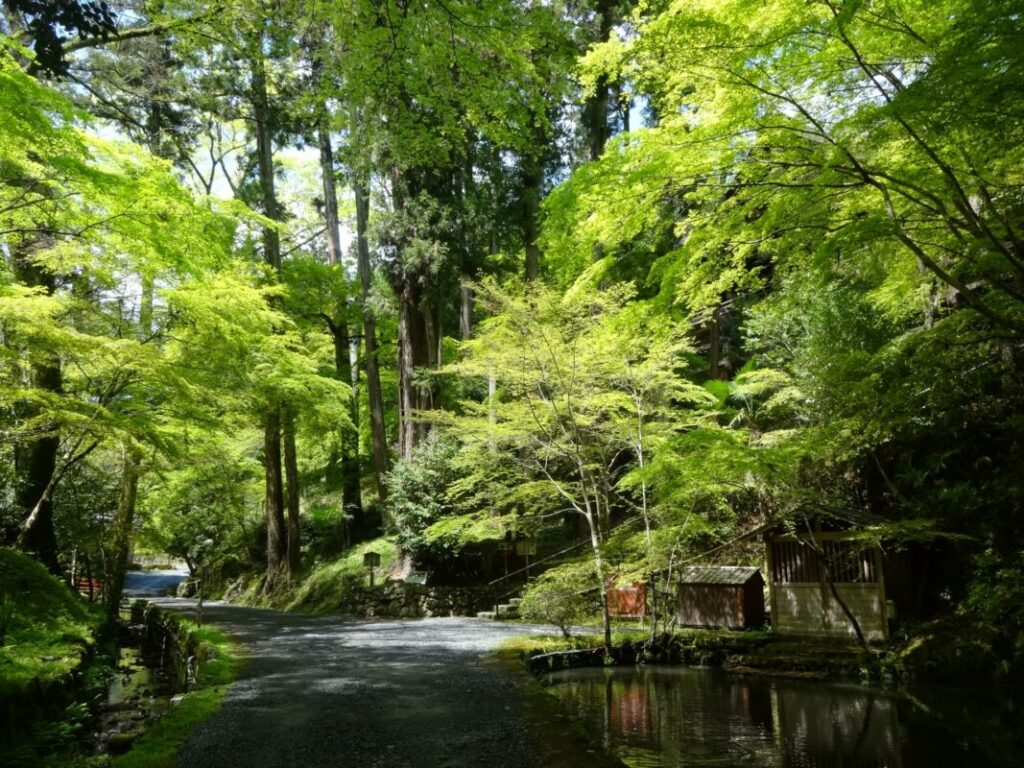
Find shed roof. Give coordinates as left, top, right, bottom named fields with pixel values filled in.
left=678, top=566, right=763, bottom=586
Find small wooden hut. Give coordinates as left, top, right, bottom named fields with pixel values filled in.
left=607, top=581, right=647, bottom=619
left=676, top=566, right=766, bottom=629
left=765, top=530, right=889, bottom=642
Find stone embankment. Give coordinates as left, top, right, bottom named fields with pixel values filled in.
left=335, top=581, right=494, bottom=618
left=130, top=601, right=220, bottom=689
left=522, top=632, right=900, bottom=683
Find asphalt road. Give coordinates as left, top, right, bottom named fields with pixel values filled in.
left=123, top=569, right=189, bottom=597
left=152, top=601, right=618, bottom=768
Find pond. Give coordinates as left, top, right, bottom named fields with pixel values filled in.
left=542, top=666, right=1024, bottom=768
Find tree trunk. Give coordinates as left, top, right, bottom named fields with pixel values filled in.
left=105, top=448, right=140, bottom=633
left=318, top=118, right=342, bottom=267
left=397, top=279, right=417, bottom=460
left=317, top=119, right=363, bottom=525
left=583, top=0, right=615, bottom=162
left=584, top=508, right=613, bottom=657
left=251, top=31, right=289, bottom=591
left=263, top=408, right=286, bottom=593
left=15, top=432, right=60, bottom=572
left=329, top=318, right=365, bottom=535
left=522, top=147, right=543, bottom=280
left=459, top=281, right=474, bottom=339
left=354, top=178, right=389, bottom=504
left=397, top=277, right=435, bottom=459
left=283, top=409, right=301, bottom=583
left=251, top=40, right=282, bottom=271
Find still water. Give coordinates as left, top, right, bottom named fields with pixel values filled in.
left=543, top=666, right=1023, bottom=768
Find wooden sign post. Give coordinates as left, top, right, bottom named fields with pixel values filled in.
left=364, top=551, right=381, bottom=586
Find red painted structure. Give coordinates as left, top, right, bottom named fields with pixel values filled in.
left=607, top=581, right=647, bottom=619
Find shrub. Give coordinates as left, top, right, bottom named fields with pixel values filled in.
left=519, top=565, right=593, bottom=638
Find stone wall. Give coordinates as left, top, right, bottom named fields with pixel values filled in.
left=130, top=601, right=216, bottom=690
left=334, top=582, right=492, bottom=618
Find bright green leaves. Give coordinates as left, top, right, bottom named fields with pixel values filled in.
left=554, top=0, right=1024, bottom=332
left=1, top=32, right=350, bottom=518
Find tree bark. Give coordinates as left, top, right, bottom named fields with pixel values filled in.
left=263, top=407, right=286, bottom=593
left=522, top=147, right=543, bottom=280
left=583, top=0, right=615, bottom=162
left=397, top=279, right=417, bottom=460
left=283, top=408, right=301, bottom=582
left=354, top=178, right=389, bottom=502
left=397, top=276, right=435, bottom=459
left=105, top=448, right=140, bottom=633
left=250, top=41, right=281, bottom=271
left=251, top=31, right=288, bottom=590
left=584, top=508, right=614, bottom=657
left=317, top=119, right=363, bottom=525
left=459, top=281, right=474, bottom=340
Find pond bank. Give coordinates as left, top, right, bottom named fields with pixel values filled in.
left=510, top=629, right=901, bottom=683
left=507, top=618, right=1024, bottom=687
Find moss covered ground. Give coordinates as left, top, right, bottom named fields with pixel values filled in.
left=237, top=537, right=400, bottom=615
left=0, top=547, right=101, bottom=699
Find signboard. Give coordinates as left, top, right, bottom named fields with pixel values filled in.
left=364, top=551, right=381, bottom=586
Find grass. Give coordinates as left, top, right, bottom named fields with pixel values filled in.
left=498, top=629, right=647, bottom=657
left=0, top=547, right=101, bottom=698
left=110, top=619, right=237, bottom=768
left=488, top=649, right=626, bottom=768
left=240, top=537, right=400, bottom=615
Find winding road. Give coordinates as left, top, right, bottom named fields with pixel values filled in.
left=151, top=600, right=619, bottom=768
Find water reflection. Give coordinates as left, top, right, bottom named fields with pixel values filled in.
left=543, top=666, right=1017, bottom=768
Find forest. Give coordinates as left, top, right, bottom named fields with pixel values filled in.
left=2, top=0, right=1024, bottom=689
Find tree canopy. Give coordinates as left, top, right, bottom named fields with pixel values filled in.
left=2, top=0, right=1023, bottom=662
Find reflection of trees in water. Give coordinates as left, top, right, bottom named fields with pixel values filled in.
left=545, top=668, right=912, bottom=768
left=776, top=685, right=899, bottom=768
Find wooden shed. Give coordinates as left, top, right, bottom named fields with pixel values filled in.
left=677, top=566, right=766, bottom=629
left=607, top=581, right=647, bottom=619
left=766, top=531, right=889, bottom=642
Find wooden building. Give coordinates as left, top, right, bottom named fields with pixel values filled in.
left=676, top=566, right=766, bottom=629
left=765, top=531, right=889, bottom=642
left=607, top=581, right=647, bottom=619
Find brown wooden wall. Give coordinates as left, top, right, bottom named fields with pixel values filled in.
left=677, top=584, right=765, bottom=629
left=607, top=582, right=647, bottom=619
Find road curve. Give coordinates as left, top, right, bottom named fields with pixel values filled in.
left=151, top=600, right=611, bottom=768
left=124, top=569, right=188, bottom=597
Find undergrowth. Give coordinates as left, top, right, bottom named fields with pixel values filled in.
left=0, top=547, right=101, bottom=698
left=110, top=619, right=237, bottom=768
left=238, top=537, right=399, bottom=615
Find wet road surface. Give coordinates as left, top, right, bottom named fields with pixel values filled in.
left=153, top=600, right=615, bottom=768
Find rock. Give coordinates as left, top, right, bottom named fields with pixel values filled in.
left=107, top=732, right=138, bottom=755
left=170, top=693, right=187, bottom=707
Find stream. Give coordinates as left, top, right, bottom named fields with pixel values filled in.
left=542, top=666, right=1024, bottom=768
left=89, top=569, right=190, bottom=755
left=92, top=644, right=177, bottom=755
